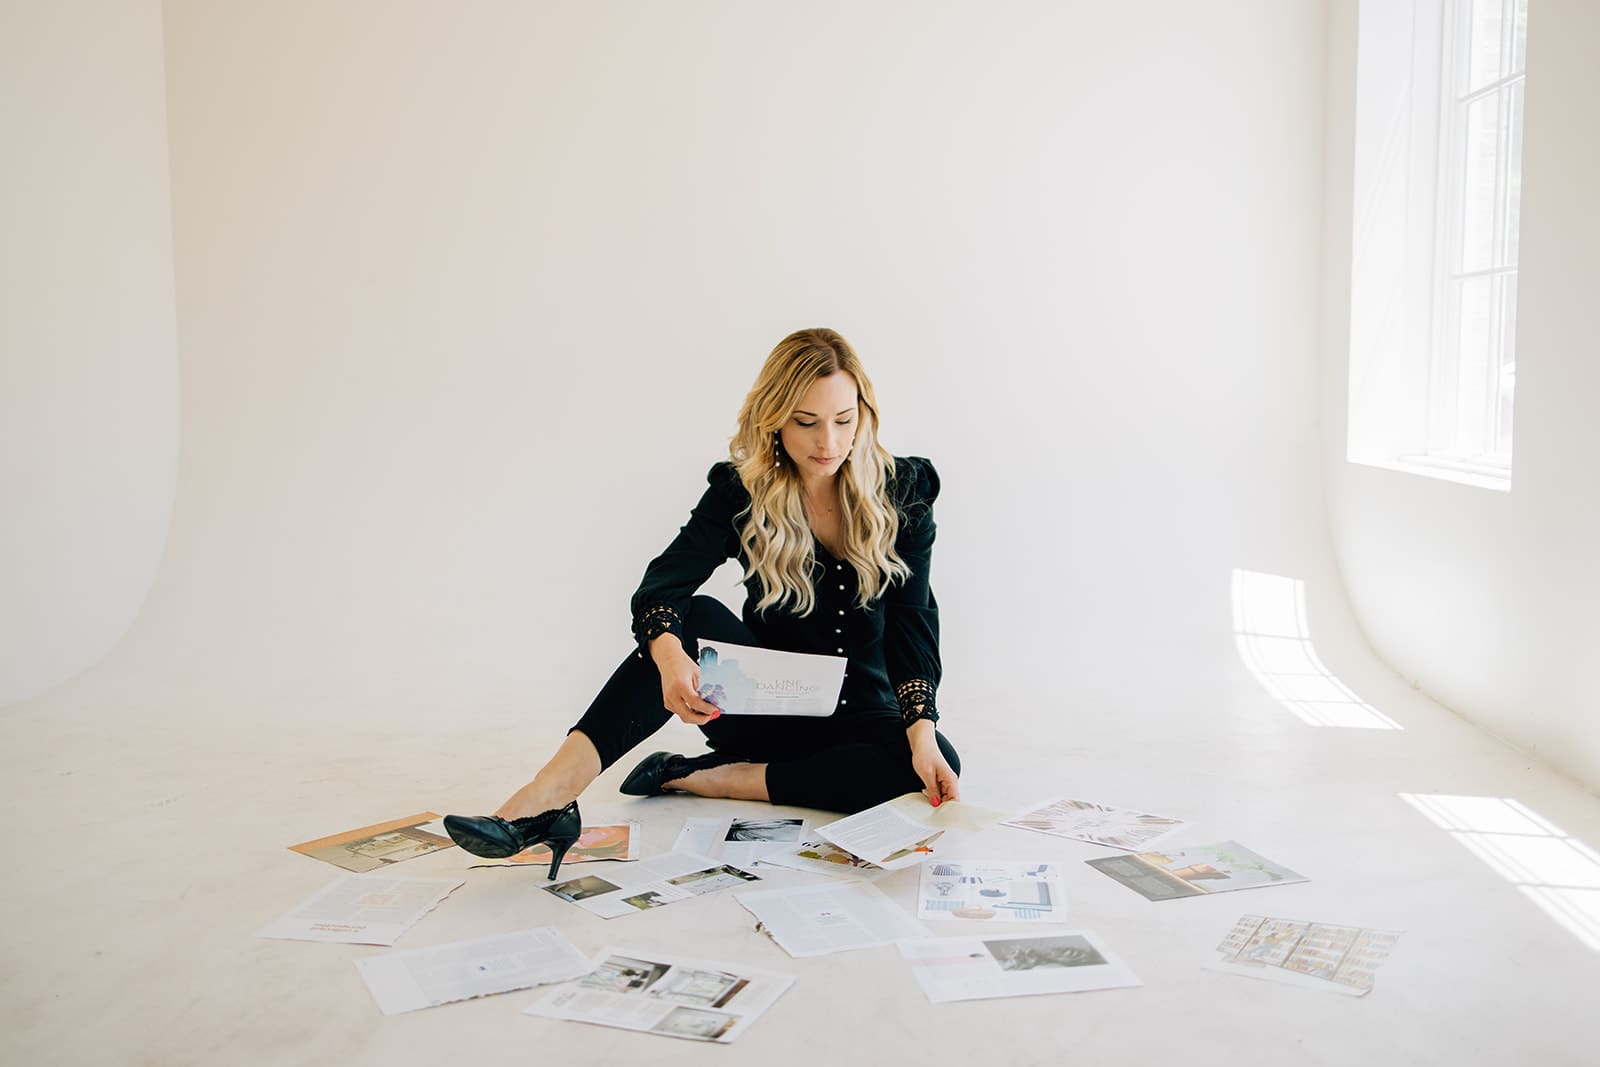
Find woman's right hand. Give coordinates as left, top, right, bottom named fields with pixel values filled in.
left=650, top=636, right=723, bottom=725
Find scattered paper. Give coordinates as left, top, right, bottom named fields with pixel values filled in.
left=470, top=822, right=641, bottom=868
left=1207, top=915, right=1401, bottom=995
left=673, top=817, right=807, bottom=868
left=543, top=851, right=760, bottom=919
left=918, top=861, right=1066, bottom=922
left=816, top=793, right=1003, bottom=869
left=1004, top=797, right=1186, bottom=851
left=1086, top=841, right=1307, bottom=901
left=289, top=812, right=453, bottom=873
left=899, top=930, right=1141, bottom=1003
left=735, top=881, right=928, bottom=958
left=696, top=640, right=845, bottom=716
left=355, top=927, right=592, bottom=1015
left=257, top=874, right=464, bottom=945
left=756, top=837, right=886, bottom=880
left=525, top=946, right=795, bottom=1043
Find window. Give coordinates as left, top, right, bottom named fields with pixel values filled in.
left=1429, top=0, right=1527, bottom=471
left=1346, top=0, right=1529, bottom=490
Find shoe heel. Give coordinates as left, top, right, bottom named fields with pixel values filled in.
left=546, top=834, right=578, bottom=881
left=543, top=801, right=583, bottom=880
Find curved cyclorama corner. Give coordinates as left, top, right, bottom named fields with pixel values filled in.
left=1321, top=0, right=1600, bottom=795
left=0, top=1, right=180, bottom=709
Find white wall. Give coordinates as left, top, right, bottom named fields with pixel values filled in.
left=12, top=1, right=1349, bottom=737
left=1323, top=0, right=1600, bottom=791
left=0, top=1, right=180, bottom=705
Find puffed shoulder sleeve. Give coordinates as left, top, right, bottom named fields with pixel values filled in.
left=883, top=457, right=941, bottom=726
left=629, top=463, right=746, bottom=657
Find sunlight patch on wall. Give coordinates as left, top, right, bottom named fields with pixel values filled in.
left=1231, top=569, right=1401, bottom=729
left=1400, top=793, right=1600, bottom=951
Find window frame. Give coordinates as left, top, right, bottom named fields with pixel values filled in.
left=1345, top=0, right=1528, bottom=493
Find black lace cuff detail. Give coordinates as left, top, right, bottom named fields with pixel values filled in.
left=896, top=678, right=938, bottom=728
left=637, top=605, right=682, bottom=644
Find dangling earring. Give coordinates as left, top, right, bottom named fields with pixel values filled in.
left=771, top=430, right=784, bottom=466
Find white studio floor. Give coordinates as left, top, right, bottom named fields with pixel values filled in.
left=5, top=621, right=1600, bottom=1067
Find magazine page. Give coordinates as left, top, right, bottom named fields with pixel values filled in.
left=256, top=874, right=465, bottom=946
left=814, top=800, right=943, bottom=869
left=1205, top=915, right=1402, bottom=995
left=756, top=836, right=886, bottom=880
left=917, top=861, right=1066, bottom=922
left=673, top=816, right=808, bottom=869
left=1086, top=841, right=1308, bottom=901
left=1004, top=797, right=1186, bottom=851
left=898, top=930, right=1141, bottom=1003
left=816, top=793, right=1003, bottom=869
left=695, top=640, right=845, bottom=716
left=542, top=851, right=760, bottom=919
left=288, top=812, right=453, bottom=873
left=470, top=822, right=641, bottom=868
left=734, top=881, right=928, bottom=958
left=525, top=946, right=795, bottom=1043
left=355, top=927, right=592, bottom=1015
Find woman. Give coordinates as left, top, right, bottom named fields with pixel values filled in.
left=444, top=328, right=960, bottom=878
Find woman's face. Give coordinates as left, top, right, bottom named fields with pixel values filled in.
left=780, top=371, right=859, bottom=480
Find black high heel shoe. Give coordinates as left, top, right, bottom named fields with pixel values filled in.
left=442, top=801, right=582, bottom=880
left=619, top=750, right=750, bottom=797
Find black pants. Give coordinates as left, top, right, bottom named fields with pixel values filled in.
left=570, top=596, right=960, bottom=814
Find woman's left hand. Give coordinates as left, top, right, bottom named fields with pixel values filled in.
left=909, top=726, right=960, bottom=806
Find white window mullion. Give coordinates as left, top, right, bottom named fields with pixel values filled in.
left=1458, top=67, right=1525, bottom=105
left=1447, top=264, right=1518, bottom=284
left=1427, top=0, right=1462, bottom=457
left=1481, top=76, right=1510, bottom=458
left=1427, top=0, right=1520, bottom=471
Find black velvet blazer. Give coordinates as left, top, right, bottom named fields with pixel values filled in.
left=630, top=457, right=941, bottom=725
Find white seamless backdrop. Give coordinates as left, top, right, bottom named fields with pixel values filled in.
left=18, top=1, right=1363, bottom=739
left=0, top=1, right=179, bottom=707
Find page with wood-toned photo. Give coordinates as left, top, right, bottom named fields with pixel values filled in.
left=288, top=812, right=453, bottom=873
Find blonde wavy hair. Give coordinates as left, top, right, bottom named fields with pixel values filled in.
left=730, top=328, right=910, bottom=616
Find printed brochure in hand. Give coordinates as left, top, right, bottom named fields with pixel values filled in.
left=695, top=640, right=845, bottom=716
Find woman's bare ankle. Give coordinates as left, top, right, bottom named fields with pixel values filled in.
left=490, top=732, right=602, bottom=819
left=495, top=781, right=577, bottom=820
left=666, top=762, right=769, bottom=802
